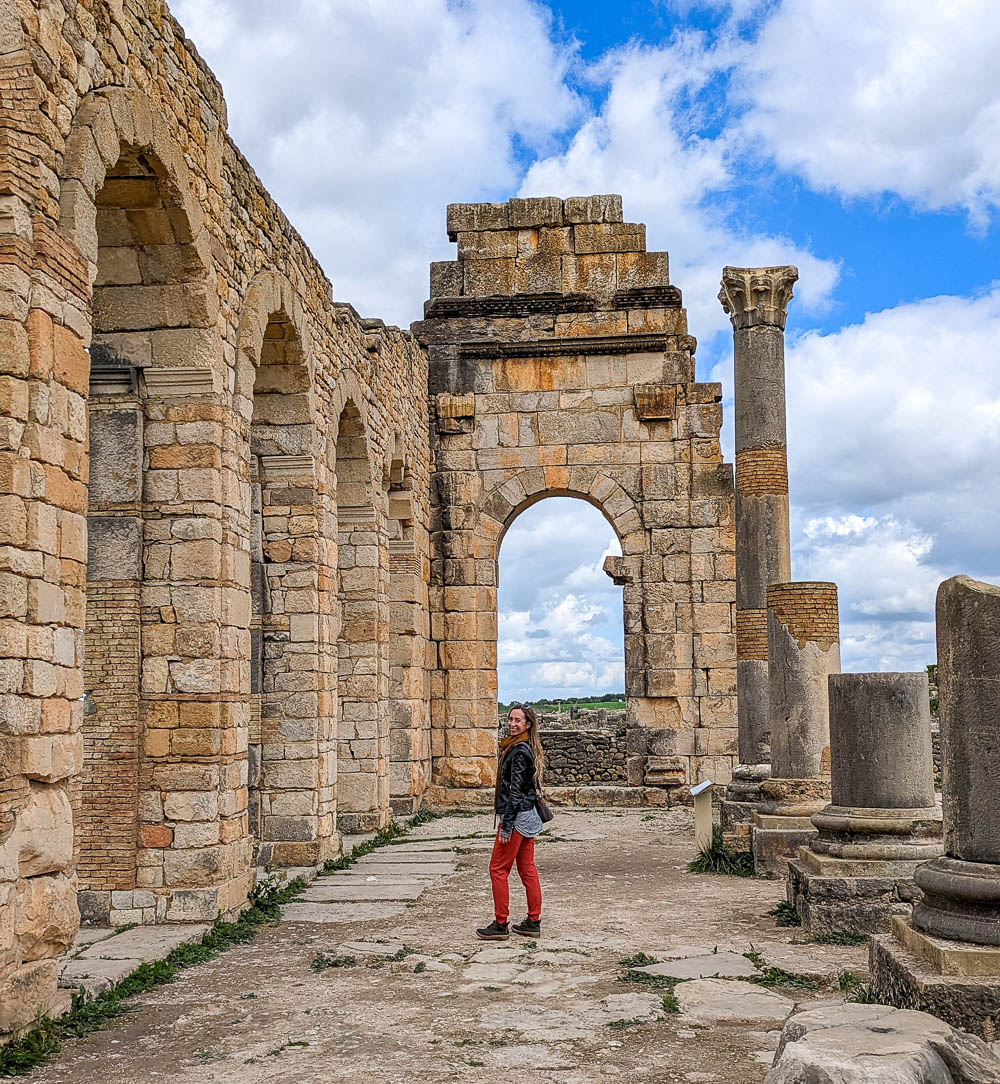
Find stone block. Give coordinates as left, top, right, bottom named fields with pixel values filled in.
left=870, top=927, right=1000, bottom=1041
left=15, top=871, right=78, bottom=961
left=86, top=515, right=141, bottom=580
left=573, top=222, right=645, bottom=255
left=17, top=782, right=73, bottom=877
left=562, top=194, right=623, bottom=224
left=0, top=959, right=59, bottom=1035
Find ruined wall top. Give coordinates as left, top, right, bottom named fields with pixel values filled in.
left=425, top=194, right=672, bottom=312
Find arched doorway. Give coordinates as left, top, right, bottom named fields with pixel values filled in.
left=78, top=139, right=219, bottom=924
left=497, top=497, right=627, bottom=787
left=333, top=401, right=389, bottom=832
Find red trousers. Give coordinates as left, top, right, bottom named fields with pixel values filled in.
left=489, top=830, right=542, bottom=924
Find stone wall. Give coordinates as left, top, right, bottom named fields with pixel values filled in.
left=0, top=0, right=432, bottom=1037
left=0, top=0, right=742, bottom=1041
left=540, top=728, right=628, bottom=787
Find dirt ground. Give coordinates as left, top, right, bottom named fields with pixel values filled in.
left=32, top=808, right=869, bottom=1084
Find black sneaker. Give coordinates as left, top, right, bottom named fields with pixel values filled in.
left=476, top=920, right=509, bottom=941
left=512, top=917, right=541, bottom=938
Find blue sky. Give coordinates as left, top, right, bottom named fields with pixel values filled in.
left=174, top=0, right=1000, bottom=701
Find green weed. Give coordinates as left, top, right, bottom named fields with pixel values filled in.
left=687, top=826, right=756, bottom=878
left=769, top=901, right=801, bottom=928
left=839, top=970, right=877, bottom=1003
left=813, top=930, right=869, bottom=946
left=743, top=947, right=819, bottom=990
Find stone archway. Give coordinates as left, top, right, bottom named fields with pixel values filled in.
left=235, top=272, right=335, bottom=867
left=58, top=86, right=248, bottom=927
left=414, top=195, right=738, bottom=801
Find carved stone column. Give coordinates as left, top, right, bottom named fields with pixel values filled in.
left=871, top=577, right=1000, bottom=1039
left=718, top=266, right=797, bottom=831
left=787, top=672, right=942, bottom=934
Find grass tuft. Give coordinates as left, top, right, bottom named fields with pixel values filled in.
left=661, top=992, right=680, bottom=1014
left=743, top=947, right=819, bottom=990
left=0, top=875, right=306, bottom=1077
left=839, top=970, right=878, bottom=1003
left=310, top=953, right=356, bottom=972
left=687, top=826, right=756, bottom=878
left=619, top=951, right=659, bottom=968
left=769, top=901, right=802, bottom=928
left=813, top=930, right=869, bottom=946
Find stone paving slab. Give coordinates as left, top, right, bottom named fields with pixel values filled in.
left=354, top=851, right=460, bottom=865
left=60, top=957, right=141, bottom=999
left=280, top=901, right=408, bottom=924
left=675, top=978, right=795, bottom=1027
left=71, top=926, right=117, bottom=950
left=351, top=861, right=456, bottom=876
left=313, top=871, right=441, bottom=883
left=634, top=951, right=759, bottom=980
left=76, top=924, right=211, bottom=962
left=338, top=940, right=405, bottom=957
left=300, top=882, right=425, bottom=902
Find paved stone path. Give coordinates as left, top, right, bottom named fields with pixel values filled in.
left=38, top=809, right=873, bottom=1083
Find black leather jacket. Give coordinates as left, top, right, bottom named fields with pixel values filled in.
left=496, top=742, right=539, bottom=835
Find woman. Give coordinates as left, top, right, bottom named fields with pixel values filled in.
left=476, top=703, right=545, bottom=940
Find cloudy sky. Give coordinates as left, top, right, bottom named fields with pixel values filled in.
left=174, top=0, right=1000, bottom=702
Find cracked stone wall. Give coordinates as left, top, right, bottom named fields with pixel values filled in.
left=0, top=0, right=431, bottom=1037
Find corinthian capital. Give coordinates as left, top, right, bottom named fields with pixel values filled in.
left=718, top=265, right=799, bottom=330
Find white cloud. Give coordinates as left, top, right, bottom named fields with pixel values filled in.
left=172, top=0, right=581, bottom=324
left=739, top=0, right=1000, bottom=223
left=785, top=290, right=1000, bottom=669
left=520, top=35, right=840, bottom=340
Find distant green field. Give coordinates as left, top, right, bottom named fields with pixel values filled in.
left=499, top=695, right=626, bottom=714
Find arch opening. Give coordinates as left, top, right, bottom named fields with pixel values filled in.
left=333, top=401, right=388, bottom=832
left=78, top=140, right=215, bottom=923
left=497, top=497, right=628, bottom=788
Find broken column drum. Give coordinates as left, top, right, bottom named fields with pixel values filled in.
left=870, top=576, right=1000, bottom=1040
left=912, top=576, right=1000, bottom=946
left=751, top=582, right=840, bottom=876
left=786, top=672, right=943, bottom=934
left=718, top=266, right=797, bottom=770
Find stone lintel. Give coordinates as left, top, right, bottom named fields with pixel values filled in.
left=142, top=365, right=218, bottom=398
left=458, top=332, right=672, bottom=361
left=260, top=454, right=315, bottom=481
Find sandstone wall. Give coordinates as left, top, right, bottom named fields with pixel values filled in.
left=414, top=195, right=737, bottom=802
left=0, top=0, right=431, bottom=1036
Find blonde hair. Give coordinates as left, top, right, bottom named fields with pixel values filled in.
left=508, top=703, right=545, bottom=795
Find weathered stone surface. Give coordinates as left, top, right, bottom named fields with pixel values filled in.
left=675, top=978, right=795, bottom=1027
left=15, top=871, right=78, bottom=961
left=766, top=1002, right=1000, bottom=1082
left=17, top=783, right=73, bottom=878
left=634, top=951, right=759, bottom=980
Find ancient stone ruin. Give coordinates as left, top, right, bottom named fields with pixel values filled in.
left=1, top=0, right=999, bottom=1061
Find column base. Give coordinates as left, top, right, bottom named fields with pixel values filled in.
left=751, top=811, right=816, bottom=877
left=912, top=856, right=1000, bottom=946
left=870, top=916, right=1000, bottom=1040
left=786, top=848, right=921, bottom=935
left=720, top=763, right=771, bottom=846
left=757, top=775, right=830, bottom=817
left=810, top=804, right=943, bottom=862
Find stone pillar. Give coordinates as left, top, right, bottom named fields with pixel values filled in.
left=787, top=672, right=942, bottom=934
left=717, top=266, right=797, bottom=832
left=751, top=582, right=839, bottom=875
left=871, top=577, right=1000, bottom=1039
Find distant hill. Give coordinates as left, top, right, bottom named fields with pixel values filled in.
left=499, top=693, right=626, bottom=713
